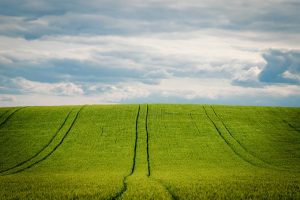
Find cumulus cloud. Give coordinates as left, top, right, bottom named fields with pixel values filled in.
left=259, top=49, right=300, bottom=84
left=232, top=66, right=262, bottom=87
left=0, top=0, right=300, bottom=106
left=2, top=77, right=84, bottom=96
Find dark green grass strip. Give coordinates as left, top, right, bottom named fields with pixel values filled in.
left=131, top=105, right=140, bottom=175
left=202, top=106, right=261, bottom=168
left=0, top=110, right=72, bottom=174
left=110, top=105, right=140, bottom=200
left=146, top=104, right=151, bottom=177
left=2, top=106, right=85, bottom=176
left=0, top=107, right=27, bottom=128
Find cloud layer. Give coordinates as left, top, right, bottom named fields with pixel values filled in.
left=0, top=0, right=300, bottom=106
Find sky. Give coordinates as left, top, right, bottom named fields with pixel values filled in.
left=0, top=0, right=300, bottom=107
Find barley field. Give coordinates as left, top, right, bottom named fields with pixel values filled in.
left=0, top=104, right=300, bottom=199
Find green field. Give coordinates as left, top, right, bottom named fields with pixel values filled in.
left=0, top=104, right=300, bottom=199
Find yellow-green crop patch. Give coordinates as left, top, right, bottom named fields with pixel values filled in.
left=0, top=104, right=299, bottom=199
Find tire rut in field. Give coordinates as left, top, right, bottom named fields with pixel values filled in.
left=276, top=108, right=300, bottom=133
left=203, top=106, right=297, bottom=172
left=145, top=104, right=151, bottom=177
left=282, top=119, right=300, bottom=133
left=267, top=107, right=300, bottom=133
left=131, top=105, right=140, bottom=175
left=0, top=107, right=27, bottom=128
left=110, top=105, right=140, bottom=200
left=145, top=105, right=176, bottom=200
left=1, top=106, right=85, bottom=176
left=0, top=110, right=73, bottom=174
left=210, top=106, right=300, bottom=172
left=0, top=109, right=10, bottom=120
left=202, top=106, right=268, bottom=169
left=210, top=106, right=274, bottom=166
left=110, top=105, right=175, bottom=200
left=153, top=178, right=179, bottom=200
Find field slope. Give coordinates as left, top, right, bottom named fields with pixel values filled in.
left=0, top=104, right=300, bottom=199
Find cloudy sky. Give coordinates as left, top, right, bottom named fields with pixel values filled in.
left=0, top=0, right=300, bottom=106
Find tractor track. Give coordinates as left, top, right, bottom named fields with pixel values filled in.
left=1, top=106, right=85, bottom=176
left=283, top=119, right=300, bottom=133
left=203, top=106, right=265, bottom=168
left=210, top=106, right=276, bottom=167
left=0, top=109, right=10, bottom=120
left=276, top=108, right=300, bottom=133
left=145, top=104, right=151, bottom=177
left=131, top=105, right=140, bottom=176
left=147, top=105, right=176, bottom=200
left=153, top=178, right=178, bottom=200
left=0, top=110, right=73, bottom=174
left=210, top=106, right=246, bottom=147
left=212, top=106, right=300, bottom=172
left=0, top=107, right=27, bottom=128
left=210, top=106, right=274, bottom=166
left=110, top=104, right=175, bottom=200
left=268, top=107, right=300, bottom=133
left=203, top=106, right=299, bottom=172
left=110, top=105, right=140, bottom=200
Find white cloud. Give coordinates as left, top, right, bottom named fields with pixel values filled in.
left=148, top=77, right=300, bottom=99
left=232, top=66, right=262, bottom=86
left=11, top=77, right=84, bottom=96
left=282, top=71, right=300, bottom=82
left=1, top=27, right=300, bottom=67
left=1, top=77, right=300, bottom=107
left=1, top=0, right=300, bottom=106
left=1, top=32, right=300, bottom=106
left=0, top=95, right=16, bottom=102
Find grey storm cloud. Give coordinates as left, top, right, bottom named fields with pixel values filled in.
left=259, top=49, right=300, bottom=84
left=1, top=0, right=300, bottom=39
left=0, top=58, right=151, bottom=84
